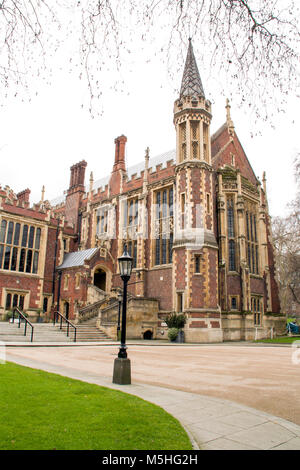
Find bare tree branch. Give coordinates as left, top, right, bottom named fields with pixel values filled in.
left=0, top=1, right=298, bottom=117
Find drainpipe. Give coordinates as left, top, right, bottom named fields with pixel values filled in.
left=52, top=218, right=60, bottom=301
left=57, top=270, right=62, bottom=314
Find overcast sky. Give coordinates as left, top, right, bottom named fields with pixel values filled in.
left=0, top=30, right=299, bottom=218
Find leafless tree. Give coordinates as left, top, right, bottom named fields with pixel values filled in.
left=272, top=154, right=300, bottom=316
left=0, top=1, right=299, bottom=117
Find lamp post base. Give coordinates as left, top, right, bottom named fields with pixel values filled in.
left=112, top=357, right=131, bottom=385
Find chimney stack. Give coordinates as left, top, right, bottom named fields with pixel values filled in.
left=113, top=135, right=127, bottom=172
left=17, top=189, right=31, bottom=206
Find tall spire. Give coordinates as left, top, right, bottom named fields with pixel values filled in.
left=180, top=38, right=205, bottom=99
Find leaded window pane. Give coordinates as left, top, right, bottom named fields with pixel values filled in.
left=134, top=200, right=138, bottom=226
left=255, top=246, right=259, bottom=274
left=162, top=238, right=167, bottom=265
left=0, top=245, right=3, bottom=268
left=155, top=238, right=160, bottom=266
left=3, top=247, right=11, bottom=270
left=26, top=249, right=33, bottom=273
left=13, top=294, right=18, bottom=308
left=229, top=240, right=236, bottom=271
left=246, top=212, right=250, bottom=239
left=35, top=228, right=41, bottom=249
left=21, top=225, right=28, bottom=247
left=14, top=223, right=21, bottom=246
left=154, top=187, right=174, bottom=265
left=19, top=295, right=25, bottom=310
left=19, top=248, right=26, bottom=272
left=32, top=251, right=39, bottom=274
left=227, top=198, right=235, bottom=238
left=169, top=188, right=173, bottom=217
left=28, top=226, right=35, bottom=248
left=6, top=293, right=11, bottom=310
left=6, top=222, right=14, bottom=244
left=0, top=220, right=7, bottom=243
left=11, top=247, right=18, bottom=271
left=169, top=232, right=173, bottom=263
left=192, top=141, right=198, bottom=159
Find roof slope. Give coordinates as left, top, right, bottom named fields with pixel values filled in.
left=57, top=248, right=98, bottom=270
left=211, top=123, right=258, bottom=185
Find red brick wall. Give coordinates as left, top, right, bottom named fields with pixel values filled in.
left=0, top=273, right=41, bottom=309
left=175, top=248, right=186, bottom=291
left=146, top=267, right=173, bottom=311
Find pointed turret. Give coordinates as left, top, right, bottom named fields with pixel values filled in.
left=180, top=39, right=205, bottom=99
left=174, top=38, right=212, bottom=165
left=172, top=40, right=220, bottom=343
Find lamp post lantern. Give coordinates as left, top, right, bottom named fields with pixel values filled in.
left=112, top=246, right=133, bottom=384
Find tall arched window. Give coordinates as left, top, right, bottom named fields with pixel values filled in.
left=227, top=196, right=236, bottom=271
left=245, top=206, right=259, bottom=274
left=154, top=186, right=174, bottom=266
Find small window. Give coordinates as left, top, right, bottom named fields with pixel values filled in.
left=75, top=273, right=80, bottom=289
left=231, top=297, right=237, bottom=310
left=19, top=295, right=25, bottom=310
left=12, top=294, right=18, bottom=308
left=195, top=255, right=201, bottom=273
left=64, top=275, right=69, bottom=290
left=5, top=293, right=12, bottom=310
left=43, top=297, right=48, bottom=313
left=181, top=193, right=186, bottom=213
left=207, top=194, right=210, bottom=214
left=177, top=293, right=183, bottom=313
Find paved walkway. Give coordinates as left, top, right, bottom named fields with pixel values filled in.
left=5, top=344, right=300, bottom=450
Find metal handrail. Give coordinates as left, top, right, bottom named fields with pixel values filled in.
left=53, top=311, right=77, bottom=342
left=12, top=307, right=34, bottom=342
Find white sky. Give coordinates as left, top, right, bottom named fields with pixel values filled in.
left=0, top=34, right=299, bottom=218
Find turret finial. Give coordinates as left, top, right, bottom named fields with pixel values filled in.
left=225, top=98, right=234, bottom=135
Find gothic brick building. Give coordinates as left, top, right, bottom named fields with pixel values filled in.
left=0, top=40, right=284, bottom=341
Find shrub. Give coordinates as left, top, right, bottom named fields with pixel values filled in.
left=5, top=311, right=14, bottom=321
left=168, top=328, right=179, bottom=342
left=6, top=310, right=28, bottom=320
left=165, top=313, right=186, bottom=330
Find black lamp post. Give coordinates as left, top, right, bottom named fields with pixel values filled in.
left=117, top=292, right=122, bottom=341
left=112, top=246, right=133, bottom=384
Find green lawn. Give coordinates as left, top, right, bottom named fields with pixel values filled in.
left=0, top=362, right=192, bottom=450
left=255, top=336, right=300, bottom=344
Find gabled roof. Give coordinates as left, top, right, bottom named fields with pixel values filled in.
left=57, top=248, right=98, bottom=270
left=180, top=39, right=205, bottom=99
left=211, top=122, right=258, bottom=185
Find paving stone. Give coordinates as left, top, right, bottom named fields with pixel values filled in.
left=188, top=428, right=223, bottom=444
left=218, top=411, right=268, bottom=429
left=272, top=437, right=300, bottom=450
left=204, top=437, right=260, bottom=450
left=189, top=418, right=245, bottom=437
left=227, top=422, right=296, bottom=450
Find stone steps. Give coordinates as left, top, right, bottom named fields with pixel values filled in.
left=0, top=321, right=112, bottom=343
left=0, top=322, right=73, bottom=343
left=56, top=323, right=112, bottom=342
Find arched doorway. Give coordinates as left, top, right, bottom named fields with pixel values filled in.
left=94, top=268, right=106, bottom=291
left=143, top=330, right=153, bottom=340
